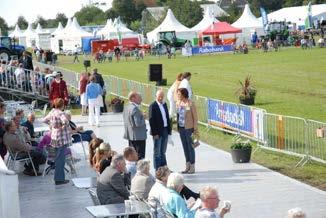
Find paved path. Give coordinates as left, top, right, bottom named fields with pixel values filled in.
left=19, top=113, right=326, bottom=218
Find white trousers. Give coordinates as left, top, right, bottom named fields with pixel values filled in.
left=88, top=99, right=100, bottom=125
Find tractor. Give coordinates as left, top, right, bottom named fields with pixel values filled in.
left=158, top=31, right=186, bottom=48
left=0, top=36, right=25, bottom=62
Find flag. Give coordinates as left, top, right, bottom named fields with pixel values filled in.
left=260, top=7, right=268, bottom=33
left=305, top=1, right=313, bottom=29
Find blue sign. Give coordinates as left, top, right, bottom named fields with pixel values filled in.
left=192, top=45, right=232, bottom=55
left=208, top=99, right=253, bottom=134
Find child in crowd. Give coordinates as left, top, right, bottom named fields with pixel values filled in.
left=123, top=146, right=138, bottom=179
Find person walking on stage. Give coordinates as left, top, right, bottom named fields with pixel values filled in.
left=123, top=91, right=147, bottom=160
left=149, top=90, right=171, bottom=170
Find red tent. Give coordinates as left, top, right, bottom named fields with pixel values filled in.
left=201, top=22, right=242, bottom=35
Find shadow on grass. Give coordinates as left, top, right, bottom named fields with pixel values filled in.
left=254, top=101, right=283, bottom=106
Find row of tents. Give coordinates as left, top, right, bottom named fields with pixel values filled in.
left=9, top=3, right=326, bottom=53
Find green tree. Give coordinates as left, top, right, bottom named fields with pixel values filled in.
left=130, top=20, right=142, bottom=32
left=33, top=15, right=47, bottom=29
left=112, top=0, right=138, bottom=25
left=16, top=16, right=28, bottom=29
left=105, top=8, right=118, bottom=20
left=74, top=6, right=106, bottom=25
left=0, top=16, right=9, bottom=36
left=166, top=0, right=203, bottom=28
left=55, top=13, right=68, bottom=26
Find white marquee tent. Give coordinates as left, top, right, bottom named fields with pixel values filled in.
left=9, top=25, right=23, bottom=38
left=262, top=4, right=326, bottom=27
left=55, top=17, right=92, bottom=52
left=22, top=23, right=38, bottom=48
left=147, top=9, right=195, bottom=43
left=51, top=22, right=64, bottom=36
left=232, top=4, right=264, bottom=44
left=191, top=7, right=219, bottom=32
left=97, top=18, right=136, bottom=40
left=51, top=22, right=65, bottom=53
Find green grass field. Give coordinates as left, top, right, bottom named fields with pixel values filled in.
left=59, top=47, right=326, bottom=122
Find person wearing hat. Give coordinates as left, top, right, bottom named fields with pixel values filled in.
left=49, top=71, right=69, bottom=107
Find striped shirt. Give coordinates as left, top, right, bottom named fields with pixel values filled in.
left=43, top=108, right=71, bottom=147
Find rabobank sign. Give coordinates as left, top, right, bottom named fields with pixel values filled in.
left=192, top=45, right=232, bottom=55
left=208, top=99, right=253, bottom=134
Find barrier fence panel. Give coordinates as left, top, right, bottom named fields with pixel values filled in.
left=264, top=113, right=307, bottom=157
left=28, top=63, right=326, bottom=164
left=306, top=119, right=326, bottom=162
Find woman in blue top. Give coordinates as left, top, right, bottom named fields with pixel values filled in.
left=86, top=75, right=103, bottom=127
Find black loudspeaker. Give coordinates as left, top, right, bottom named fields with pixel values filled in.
left=84, top=60, right=91, bottom=68
left=148, top=64, right=162, bottom=81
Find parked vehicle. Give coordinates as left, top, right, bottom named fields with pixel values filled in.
left=0, top=36, right=25, bottom=61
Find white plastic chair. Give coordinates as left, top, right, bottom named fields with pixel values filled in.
left=6, top=146, right=38, bottom=176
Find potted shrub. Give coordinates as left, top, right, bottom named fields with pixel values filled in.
left=110, top=97, right=124, bottom=113
left=230, top=135, right=252, bottom=163
left=236, top=75, right=257, bottom=105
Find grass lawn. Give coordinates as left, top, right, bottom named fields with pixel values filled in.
left=58, top=47, right=326, bottom=122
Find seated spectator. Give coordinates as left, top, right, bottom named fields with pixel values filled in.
left=21, top=113, right=38, bottom=146
left=287, top=207, right=306, bottom=218
left=149, top=166, right=199, bottom=206
left=123, top=146, right=138, bottom=179
left=195, top=186, right=230, bottom=218
left=97, top=154, right=130, bottom=205
left=3, top=121, right=45, bottom=176
left=92, top=142, right=116, bottom=174
left=89, top=138, right=104, bottom=168
left=16, top=109, right=27, bottom=124
left=130, top=159, right=155, bottom=201
left=163, top=173, right=197, bottom=218
left=65, top=110, right=97, bottom=143
left=12, top=115, right=32, bottom=146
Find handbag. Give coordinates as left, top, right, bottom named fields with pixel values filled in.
left=191, top=131, right=200, bottom=148
left=96, top=95, right=104, bottom=107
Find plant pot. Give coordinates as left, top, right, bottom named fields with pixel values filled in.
left=112, top=103, right=124, bottom=113
left=239, top=97, right=255, bottom=105
left=231, top=148, right=252, bottom=163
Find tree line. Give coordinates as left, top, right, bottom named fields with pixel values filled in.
left=0, top=0, right=325, bottom=36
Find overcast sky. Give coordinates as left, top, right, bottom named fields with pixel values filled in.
left=0, top=0, right=113, bottom=26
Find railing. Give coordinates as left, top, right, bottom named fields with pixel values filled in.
left=23, top=63, right=326, bottom=165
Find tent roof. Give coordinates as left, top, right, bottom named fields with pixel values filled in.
left=9, top=25, right=23, bottom=37
left=35, top=23, right=43, bottom=34
left=97, top=19, right=115, bottom=35
left=58, top=17, right=92, bottom=37
left=232, top=4, right=262, bottom=28
left=23, top=23, right=37, bottom=37
left=201, top=22, right=242, bottom=35
left=149, top=9, right=190, bottom=33
left=200, top=4, right=228, bottom=17
left=191, top=7, right=219, bottom=31
left=52, top=22, right=64, bottom=36
left=113, top=17, right=134, bottom=33
left=260, top=4, right=326, bottom=26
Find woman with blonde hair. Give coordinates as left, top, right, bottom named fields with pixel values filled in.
left=93, top=142, right=116, bottom=173
left=89, top=138, right=104, bottom=167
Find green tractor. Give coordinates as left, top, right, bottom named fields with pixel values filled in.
left=265, top=21, right=290, bottom=43
left=158, top=31, right=186, bottom=48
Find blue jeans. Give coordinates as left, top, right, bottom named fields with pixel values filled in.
left=153, top=128, right=168, bottom=170
left=179, top=128, right=195, bottom=164
left=54, top=144, right=68, bottom=182
left=72, top=130, right=94, bottom=143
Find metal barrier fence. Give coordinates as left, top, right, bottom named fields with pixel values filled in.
left=30, top=63, right=326, bottom=164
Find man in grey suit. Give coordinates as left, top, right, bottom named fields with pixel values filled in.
left=97, top=154, right=130, bottom=204
left=123, top=91, right=147, bottom=160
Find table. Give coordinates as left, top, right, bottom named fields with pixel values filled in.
left=86, top=201, right=151, bottom=217
left=72, top=177, right=97, bottom=189
left=34, top=121, right=50, bottom=134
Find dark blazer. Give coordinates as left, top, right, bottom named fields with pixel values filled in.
left=149, top=101, right=171, bottom=136
left=97, top=166, right=130, bottom=204
left=20, top=55, right=33, bottom=70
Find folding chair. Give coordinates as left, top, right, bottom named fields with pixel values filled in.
left=72, top=133, right=87, bottom=160
left=6, top=146, right=38, bottom=176
left=88, top=188, right=101, bottom=206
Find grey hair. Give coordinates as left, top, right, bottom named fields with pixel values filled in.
left=111, top=154, right=124, bottom=168
left=287, top=208, right=306, bottom=218
left=166, top=173, right=184, bottom=191
left=137, top=159, right=150, bottom=173
left=27, top=112, right=35, bottom=118
left=200, top=186, right=218, bottom=201
left=156, top=89, right=164, bottom=97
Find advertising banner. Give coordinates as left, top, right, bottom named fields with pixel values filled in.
left=191, top=45, right=232, bottom=55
